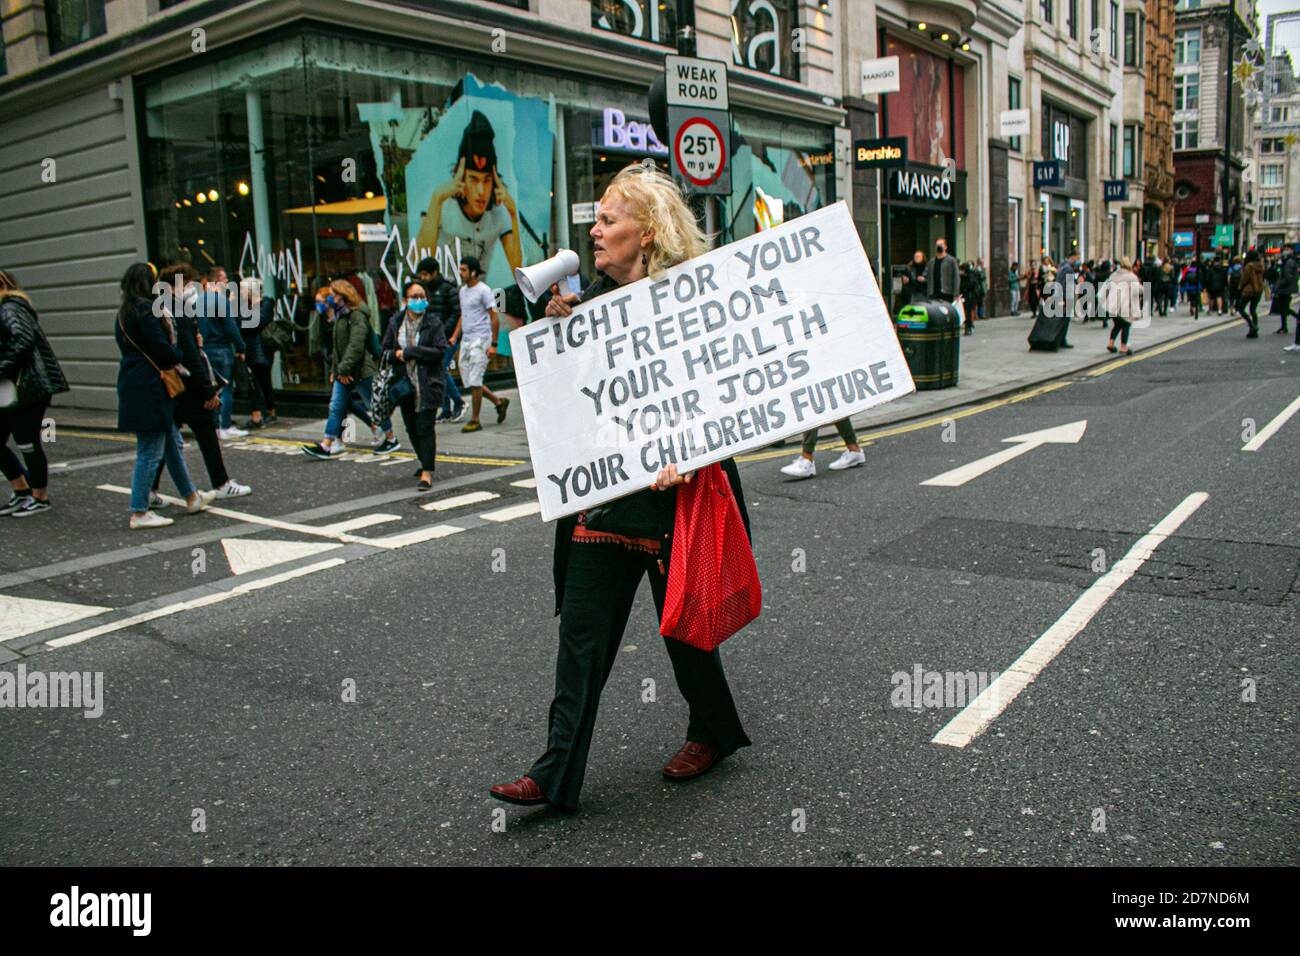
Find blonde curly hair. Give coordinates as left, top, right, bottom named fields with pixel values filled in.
left=603, top=162, right=711, bottom=278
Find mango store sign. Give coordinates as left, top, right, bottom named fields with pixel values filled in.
left=510, top=201, right=914, bottom=522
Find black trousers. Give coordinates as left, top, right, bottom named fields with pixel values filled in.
left=528, top=539, right=751, bottom=809
left=154, top=399, right=228, bottom=491
left=396, top=395, right=436, bottom=471
left=0, top=402, right=50, bottom=488
left=248, top=362, right=275, bottom=415
left=1239, top=293, right=1261, bottom=331
left=1109, top=316, right=1131, bottom=346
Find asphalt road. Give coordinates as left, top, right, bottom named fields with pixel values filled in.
left=1, top=325, right=1296, bottom=866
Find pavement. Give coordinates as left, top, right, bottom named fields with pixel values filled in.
left=3, top=298, right=1297, bottom=867
left=47, top=304, right=1257, bottom=462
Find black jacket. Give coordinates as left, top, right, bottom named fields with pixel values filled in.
left=421, top=275, right=461, bottom=340
left=242, top=297, right=276, bottom=367
left=0, top=296, right=68, bottom=408
left=550, top=274, right=752, bottom=616
left=173, top=309, right=220, bottom=409
left=1275, top=256, right=1298, bottom=296
left=115, top=300, right=182, bottom=433
left=381, top=309, right=448, bottom=413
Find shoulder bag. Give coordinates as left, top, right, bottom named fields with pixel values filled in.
left=119, top=314, right=185, bottom=399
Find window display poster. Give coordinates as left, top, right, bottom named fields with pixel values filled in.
left=403, top=74, right=555, bottom=292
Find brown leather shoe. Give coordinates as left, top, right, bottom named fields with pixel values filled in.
left=662, top=741, right=722, bottom=781
left=489, top=775, right=547, bottom=806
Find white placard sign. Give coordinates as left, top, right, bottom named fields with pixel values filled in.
left=999, top=108, right=1030, bottom=139
left=860, top=56, right=901, bottom=95
left=509, top=201, right=915, bottom=522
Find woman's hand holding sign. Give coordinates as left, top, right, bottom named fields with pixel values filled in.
left=651, top=463, right=693, bottom=491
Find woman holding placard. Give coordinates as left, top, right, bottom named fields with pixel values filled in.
left=490, top=163, right=754, bottom=811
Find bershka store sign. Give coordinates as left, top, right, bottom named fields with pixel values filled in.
left=889, top=165, right=955, bottom=204
left=595, top=107, right=668, bottom=155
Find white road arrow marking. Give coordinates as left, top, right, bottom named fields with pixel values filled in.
left=921, top=420, right=1088, bottom=487
left=1242, top=394, right=1300, bottom=451
left=1, top=595, right=113, bottom=641
left=221, top=538, right=343, bottom=576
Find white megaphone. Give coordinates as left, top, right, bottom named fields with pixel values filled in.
left=514, top=249, right=580, bottom=303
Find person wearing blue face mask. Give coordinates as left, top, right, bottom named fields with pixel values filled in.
left=381, top=280, right=448, bottom=490
left=302, top=281, right=399, bottom=459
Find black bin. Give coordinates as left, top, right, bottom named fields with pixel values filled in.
left=895, top=299, right=960, bottom=390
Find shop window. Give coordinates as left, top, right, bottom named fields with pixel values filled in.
left=591, top=0, right=677, bottom=47
left=1008, top=76, right=1022, bottom=152
left=44, top=0, right=107, bottom=54
left=137, top=27, right=837, bottom=400
left=731, top=0, right=800, bottom=80
left=1175, top=28, right=1200, bottom=66
left=720, top=109, right=834, bottom=244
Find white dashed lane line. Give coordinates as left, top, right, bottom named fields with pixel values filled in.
left=420, top=491, right=500, bottom=511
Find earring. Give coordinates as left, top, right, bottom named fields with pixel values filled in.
left=641, top=253, right=648, bottom=265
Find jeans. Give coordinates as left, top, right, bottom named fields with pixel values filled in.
left=131, top=427, right=195, bottom=512
left=440, top=343, right=463, bottom=416
left=1010, top=289, right=1020, bottom=314
left=324, top=377, right=389, bottom=441
left=206, top=347, right=236, bottom=430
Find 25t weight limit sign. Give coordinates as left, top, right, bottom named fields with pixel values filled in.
left=668, top=106, right=731, bottom=195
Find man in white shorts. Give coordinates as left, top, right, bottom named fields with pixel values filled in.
left=453, top=255, right=509, bottom=433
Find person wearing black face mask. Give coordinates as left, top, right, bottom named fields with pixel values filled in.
left=927, top=240, right=960, bottom=304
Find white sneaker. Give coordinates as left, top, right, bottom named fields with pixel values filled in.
left=828, top=449, right=867, bottom=471
left=186, top=489, right=217, bottom=514
left=214, top=479, right=251, bottom=498
left=779, top=456, right=816, bottom=480
left=1284, top=344, right=1300, bottom=353
left=218, top=427, right=248, bottom=439
left=328, top=441, right=346, bottom=457
left=130, top=511, right=174, bottom=529
left=148, top=491, right=168, bottom=509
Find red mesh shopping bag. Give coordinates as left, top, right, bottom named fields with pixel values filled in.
left=660, top=463, right=762, bottom=651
